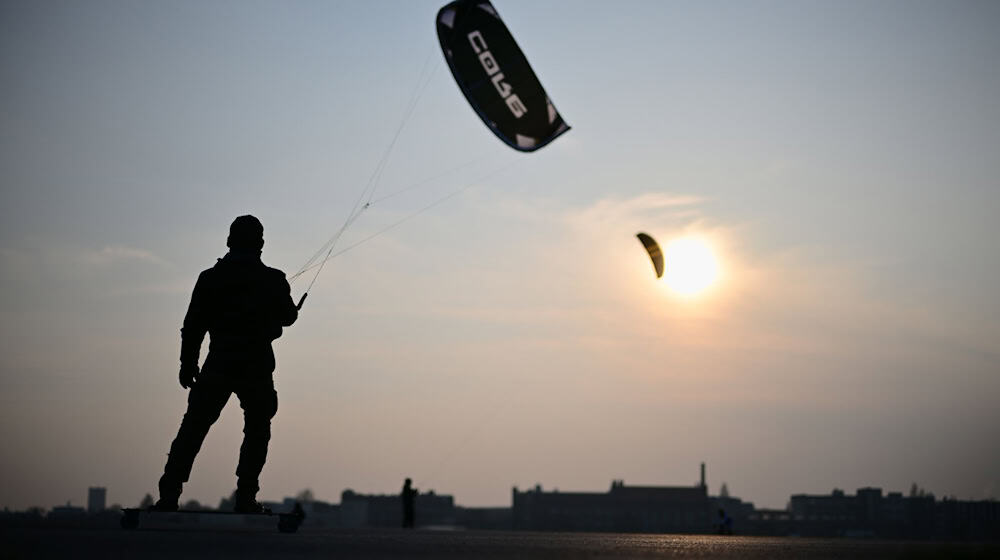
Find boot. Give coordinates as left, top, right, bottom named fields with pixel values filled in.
left=233, top=497, right=269, bottom=514
left=150, top=497, right=179, bottom=512
left=151, top=475, right=182, bottom=511
left=233, top=483, right=270, bottom=514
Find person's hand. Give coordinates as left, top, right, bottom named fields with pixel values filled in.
left=179, top=363, right=199, bottom=389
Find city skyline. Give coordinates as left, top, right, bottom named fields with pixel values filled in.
left=12, top=469, right=999, bottom=541
left=10, top=465, right=983, bottom=514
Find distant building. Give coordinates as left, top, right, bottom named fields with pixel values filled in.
left=48, top=502, right=85, bottom=519
left=785, top=487, right=985, bottom=539
left=744, top=508, right=794, bottom=536
left=512, top=465, right=712, bottom=533
left=87, top=487, right=106, bottom=514
left=455, top=506, right=513, bottom=530
left=790, top=488, right=856, bottom=528
left=933, top=497, right=1000, bottom=541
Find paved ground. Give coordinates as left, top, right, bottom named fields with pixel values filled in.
left=4, top=526, right=998, bottom=559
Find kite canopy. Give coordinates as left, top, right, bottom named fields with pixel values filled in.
left=636, top=233, right=664, bottom=278
left=437, top=0, right=570, bottom=152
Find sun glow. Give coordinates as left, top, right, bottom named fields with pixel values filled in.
left=662, top=237, right=720, bottom=296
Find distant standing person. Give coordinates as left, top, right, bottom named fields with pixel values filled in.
left=402, top=478, right=417, bottom=528
left=152, top=215, right=299, bottom=513
left=717, top=508, right=733, bottom=535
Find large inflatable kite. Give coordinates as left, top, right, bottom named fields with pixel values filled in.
left=437, top=0, right=570, bottom=152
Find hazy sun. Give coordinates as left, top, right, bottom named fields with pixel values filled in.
left=662, top=237, right=720, bottom=296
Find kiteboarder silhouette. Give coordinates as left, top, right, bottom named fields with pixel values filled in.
left=152, top=215, right=299, bottom=513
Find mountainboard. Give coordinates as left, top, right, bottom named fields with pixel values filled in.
left=120, top=507, right=303, bottom=533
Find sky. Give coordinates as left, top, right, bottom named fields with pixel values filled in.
left=1, top=0, right=998, bottom=511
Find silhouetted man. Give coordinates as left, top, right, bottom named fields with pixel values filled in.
left=402, top=478, right=417, bottom=528
left=153, top=216, right=298, bottom=513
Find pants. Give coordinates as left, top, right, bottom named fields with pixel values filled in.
left=160, top=354, right=278, bottom=497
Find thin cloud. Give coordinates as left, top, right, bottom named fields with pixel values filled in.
left=79, top=245, right=169, bottom=267
left=563, top=192, right=705, bottom=230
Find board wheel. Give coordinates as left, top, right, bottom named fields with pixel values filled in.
left=120, top=510, right=140, bottom=530
left=277, top=516, right=299, bottom=533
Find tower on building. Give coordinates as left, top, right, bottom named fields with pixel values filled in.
left=88, top=487, right=106, bottom=513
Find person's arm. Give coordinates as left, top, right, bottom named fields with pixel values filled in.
left=275, top=273, right=298, bottom=327
left=179, top=271, right=211, bottom=387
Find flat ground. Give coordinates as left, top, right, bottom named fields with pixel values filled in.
left=3, top=526, right=998, bottom=559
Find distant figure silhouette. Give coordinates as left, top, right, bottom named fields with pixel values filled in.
left=402, top=478, right=417, bottom=528
left=293, top=501, right=306, bottom=522
left=152, top=216, right=298, bottom=513
left=717, top=508, right=733, bottom=535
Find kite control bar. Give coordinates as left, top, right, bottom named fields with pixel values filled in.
left=296, top=293, right=308, bottom=311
